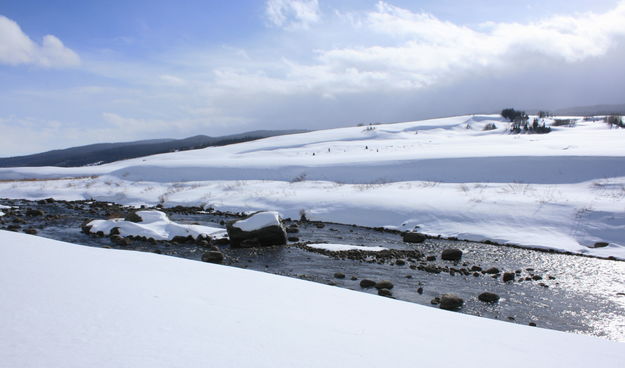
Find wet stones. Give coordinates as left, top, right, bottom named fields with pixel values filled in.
left=23, top=228, right=38, bottom=235
left=484, top=267, right=500, bottom=275
left=334, top=272, right=346, bottom=279
left=359, top=279, right=376, bottom=288
left=201, top=251, right=224, bottom=264
left=441, top=248, right=463, bottom=261
left=402, top=232, right=426, bottom=243
left=503, top=272, right=516, bottom=282
left=478, top=292, right=500, bottom=303
left=25, top=208, right=44, bottom=217
left=439, top=294, right=464, bottom=311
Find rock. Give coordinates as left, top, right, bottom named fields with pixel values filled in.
left=503, top=272, right=515, bottom=282
left=478, top=292, right=500, bottom=303
left=484, top=267, right=500, bottom=274
left=314, top=222, right=325, bottom=229
left=593, top=242, right=609, bottom=248
left=124, top=212, right=143, bottom=223
left=439, top=294, right=464, bottom=311
left=23, top=228, right=38, bottom=235
left=110, top=235, right=130, bottom=246
left=359, top=279, right=376, bottom=288
left=286, top=227, right=299, bottom=234
left=402, top=232, right=426, bottom=243
left=375, top=280, right=394, bottom=290
left=201, top=251, right=224, bottom=264
left=395, top=259, right=406, bottom=266
left=226, top=211, right=287, bottom=248
left=417, top=287, right=423, bottom=294
left=334, top=272, right=346, bottom=279
left=110, top=227, right=121, bottom=236
left=287, top=236, right=300, bottom=242
left=470, top=266, right=482, bottom=272
left=529, top=322, right=537, bottom=327
left=378, top=288, right=393, bottom=297
left=426, top=255, right=436, bottom=261
left=213, top=237, right=230, bottom=246
left=25, top=208, right=44, bottom=217
left=441, top=248, right=463, bottom=261
left=430, top=297, right=441, bottom=305
left=172, top=235, right=192, bottom=244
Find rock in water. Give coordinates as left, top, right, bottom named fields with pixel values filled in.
left=226, top=211, right=287, bottom=248
left=503, top=272, right=515, bottom=282
left=402, top=232, right=426, bottom=243
left=359, top=279, right=376, bottom=288
left=375, top=280, right=394, bottom=290
left=478, top=292, right=500, bottom=303
left=201, top=251, right=224, bottom=264
left=439, top=294, right=464, bottom=311
left=441, top=248, right=463, bottom=261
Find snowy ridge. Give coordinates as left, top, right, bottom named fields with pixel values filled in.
left=1, top=231, right=623, bottom=367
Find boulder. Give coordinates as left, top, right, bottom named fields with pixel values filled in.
left=439, top=294, right=464, bottom=311
left=441, top=248, right=463, bottom=261
left=484, top=267, right=500, bottom=274
left=226, top=211, right=287, bottom=248
left=593, top=242, right=609, bottom=248
left=334, top=272, right=346, bottom=279
left=402, top=232, right=426, bottom=243
left=359, top=279, right=376, bottom=288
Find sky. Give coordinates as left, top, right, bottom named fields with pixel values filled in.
left=1, top=0, right=624, bottom=156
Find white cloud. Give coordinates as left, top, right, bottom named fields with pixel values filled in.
left=265, top=0, right=320, bottom=29
left=0, top=15, right=80, bottom=67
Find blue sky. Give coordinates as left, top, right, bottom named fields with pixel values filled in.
left=1, top=0, right=624, bottom=155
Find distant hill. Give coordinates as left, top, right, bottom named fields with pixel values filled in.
left=0, top=130, right=307, bottom=168
left=551, top=104, right=625, bottom=116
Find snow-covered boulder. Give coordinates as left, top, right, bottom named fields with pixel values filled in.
left=226, top=211, right=287, bottom=247
left=85, top=210, right=228, bottom=242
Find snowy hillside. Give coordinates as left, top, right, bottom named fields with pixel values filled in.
left=0, top=115, right=624, bottom=258
left=1, top=231, right=623, bottom=368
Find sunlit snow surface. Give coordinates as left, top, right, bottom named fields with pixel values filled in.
left=1, top=115, right=624, bottom=258
left=1, top=231, right=624, bottom=368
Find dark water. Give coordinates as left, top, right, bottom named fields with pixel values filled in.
left=2, top=198, right=624, bottom=341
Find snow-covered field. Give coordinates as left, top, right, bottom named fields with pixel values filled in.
left=1, top=230, right=623, bottom=367
left=1, top=115, right=624, bottom=258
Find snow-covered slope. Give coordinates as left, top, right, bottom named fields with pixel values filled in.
left=2, top=115, right=624, bottom=183
left=1, top=231, right=623, bottom=368
left=0, top=115, right=624, bottom=258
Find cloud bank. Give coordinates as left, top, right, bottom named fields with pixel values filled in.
left=0, top=15, right=80, bottom=67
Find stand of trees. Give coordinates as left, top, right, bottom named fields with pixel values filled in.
left=501, top=108, right=551, bottom=134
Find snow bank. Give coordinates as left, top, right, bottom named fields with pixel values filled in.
left=87, top=210, right=227, bottom=241
left=306, top=243, right=388, bottom=252
left=0, top=115, right=624, bottom=258
left=1, top=231, right=623, bottom=367
left=232, top=211, right=281, bottom=231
